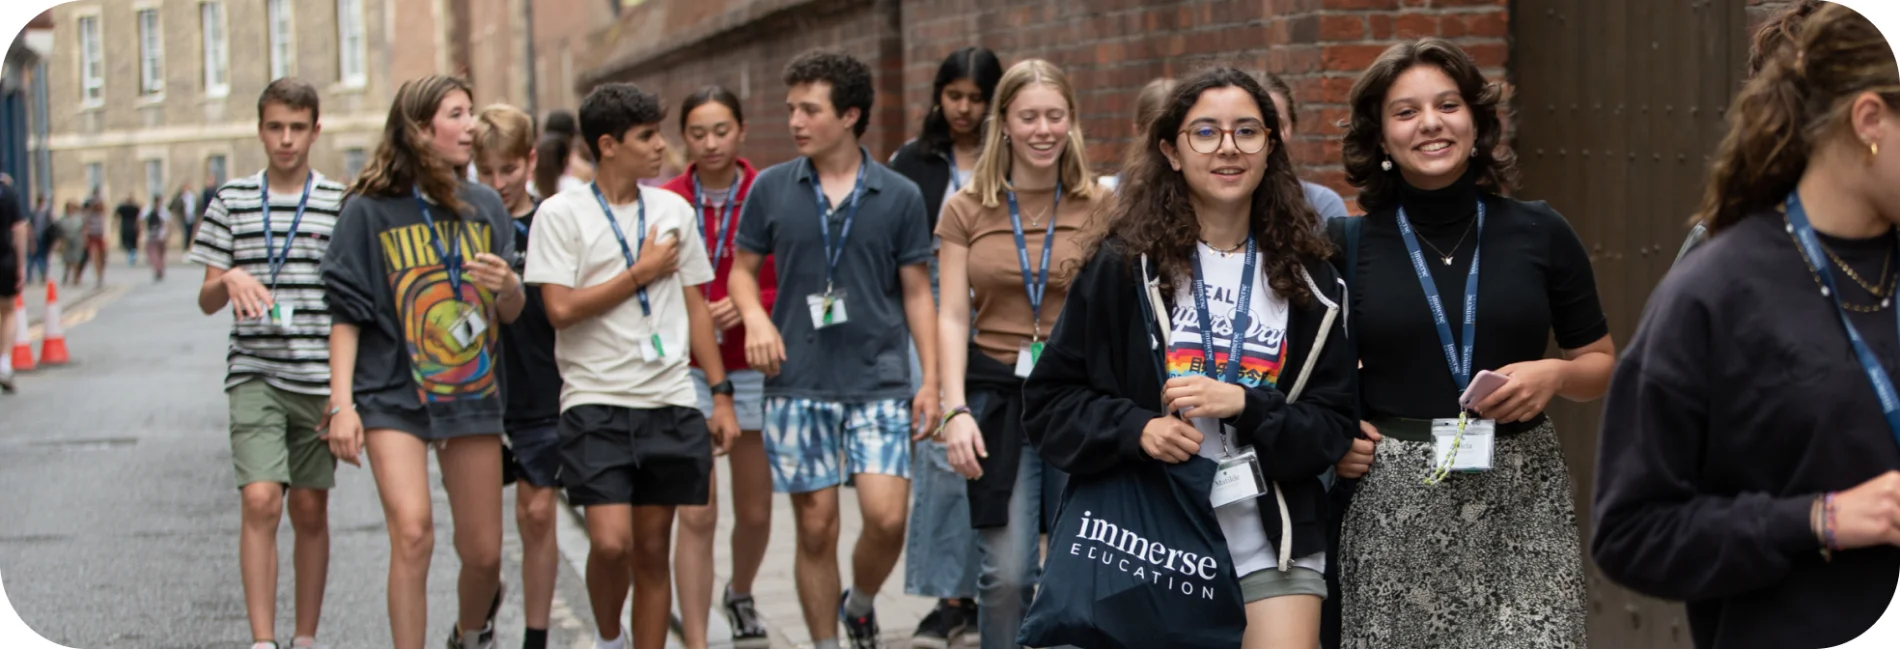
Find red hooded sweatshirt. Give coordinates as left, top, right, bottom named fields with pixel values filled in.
left=660, top=159, right=776, bottom=373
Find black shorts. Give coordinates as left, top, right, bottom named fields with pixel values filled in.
left=558, top=404, right=711, bottom=507
left=0, top=260, right=17, bottom=298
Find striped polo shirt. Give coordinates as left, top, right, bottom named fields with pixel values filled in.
left=187, top=171, right=346, bottom=395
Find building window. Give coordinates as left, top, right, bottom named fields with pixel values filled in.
left=138, top=9, right=164, bottom=96
left=268, top=0, right=295, bottom=80
left=201, top=2, right=229, bottom=97
left=206, top=155, right=228, bottom=186
left=144, top=160, right=165, bottom=201
left=85, top=162, right=103, bottom=198
left=78, top=15, right=103, bottom=105
left=336, top=0, right=365, bottom=87
left=343, top=148, right=367, bottom=181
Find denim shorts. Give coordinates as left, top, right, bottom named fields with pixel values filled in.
left=690, top=368, right=766, bottom=431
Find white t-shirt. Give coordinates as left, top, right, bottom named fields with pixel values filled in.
left=1166, top=243, right=1326, bottom=577
left=523, top=185, right=715, bottom=412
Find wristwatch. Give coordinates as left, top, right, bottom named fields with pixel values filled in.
left=709, top=378, right=735, bottom=396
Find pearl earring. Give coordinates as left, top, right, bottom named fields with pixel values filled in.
left=1381, top=157, right=1393, bottom=171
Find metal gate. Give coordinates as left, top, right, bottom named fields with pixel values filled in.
left=1509, top=0, right=1751, bottom=647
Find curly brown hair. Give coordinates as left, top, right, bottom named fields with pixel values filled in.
left=1341, top=39, right=1517, bottom=213
left=1093, top=66, right=1329, bottom=306
left=1696, top=3, right=1900, bottom=234
left=1748, top=0, right=1826, bottom=78
left=348, top=75, right=474, bottom=215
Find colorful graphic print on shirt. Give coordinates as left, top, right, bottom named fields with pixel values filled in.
left=1164, top=253, right=1289, bottom=389
left=378, top=219, right=500, bottom=403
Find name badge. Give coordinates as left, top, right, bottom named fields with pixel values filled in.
left=806, top=289, right=849, bottom=329
left=269, top=302, right=296, bottom=328
left=1431, top=418, right=1496, bottom=473
left=640, top=332, right=666, bottom=363
left=1013, top=340, right=1045, bottom=378
left=1210, top=443, right=1268, bottom=509
left=451, top=306, right=488, bottom=350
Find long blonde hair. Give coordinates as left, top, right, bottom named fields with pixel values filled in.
left=349, top=75, right=474, bottom=214
left=968, top=59, right=1099, bottom=208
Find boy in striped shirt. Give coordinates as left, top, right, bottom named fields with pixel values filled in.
left=188, top=78, right=347, bottom=649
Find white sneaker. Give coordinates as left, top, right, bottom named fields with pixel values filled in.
left=594, top=631, right=627, bottom=649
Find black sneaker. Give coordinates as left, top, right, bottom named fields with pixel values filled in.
left=909, top=599, right=969, bottom=649
left=838, top=589, right=881, bottom=649
left=722, top=586, right=770, bottom=648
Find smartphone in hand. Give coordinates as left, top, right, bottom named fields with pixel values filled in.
left=1458, top=370, right=1511, bottom=412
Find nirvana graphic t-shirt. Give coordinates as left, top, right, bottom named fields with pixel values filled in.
left=1166, top=243, right=1323, bottom=577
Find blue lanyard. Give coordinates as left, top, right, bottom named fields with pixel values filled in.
left=1189, top=236, right=1257, bottom=385
left=261, top=172, right=313, bottom=289
left=413, top=189, right=464, bottom=298
left=1395, top=200, right=1486, bottom=392
left=591, top=183, right=651, bottom=317
left=513, top=219, right=529, bottom=239
left=1006, top=182, right=1061, bottom=338
left=810, top=152, right=868, bottom=294
left=1783, top=191, right=1900, bottom=445
left=695, top=173, right=740, bottom=264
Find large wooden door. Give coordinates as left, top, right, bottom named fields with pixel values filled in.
left=1510, top=0, right=1751, bottom=647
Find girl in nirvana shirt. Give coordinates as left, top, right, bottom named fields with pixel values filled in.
left=320, top=75, right=525, bottom=649
left=1328, top=39, right=1615, bottom=649
left=1024, top=67, right=1357, bottom=649
left=1593, top=5, right=1900, bottom=648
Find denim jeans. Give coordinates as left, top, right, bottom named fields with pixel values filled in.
left=976, top=441, right=1070, bottom=649
left=902, top=252, right=979, bottom=598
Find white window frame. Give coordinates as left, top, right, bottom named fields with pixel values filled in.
left=343, top=147, right=368, bottom=180
left=137, top=9, right=164, bottom=96
left=206, top=154, right=229, bottom=186
left=336, top=0, right=366, bottom=88
left=143, top=159, right=165, bottom=201
left=201, top=2, right=230, bottom=98
left=268, top=0, right=296, bottom=80
left=85, top=162, right=104, bottom=197
left=77, top=14, right=104, bottom=107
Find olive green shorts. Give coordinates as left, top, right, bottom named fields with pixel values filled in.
left=229, top=380, right=336, bottom=490
left=1239, top=566, right=1328, bottom=603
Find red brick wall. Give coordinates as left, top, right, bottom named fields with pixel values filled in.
left=584, top=0, right=1511, bottom=199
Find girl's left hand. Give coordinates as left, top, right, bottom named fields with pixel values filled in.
left=469, top=253, right=520, bottom=295
left=1472, top=360, right=1565, bottom=424
left=1164, top=376, right=1246, bottom=420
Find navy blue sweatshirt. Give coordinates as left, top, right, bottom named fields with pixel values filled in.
left=1592, top=209, right=1900, bottom=649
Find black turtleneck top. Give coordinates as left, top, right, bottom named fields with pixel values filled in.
left=1350, top=171, right=1609, bottom=420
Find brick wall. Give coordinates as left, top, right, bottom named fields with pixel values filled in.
left=583, top=0, right=1510, bottom=201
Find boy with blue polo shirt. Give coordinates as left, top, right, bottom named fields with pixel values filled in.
left=725, top=49, right=940, bottom=649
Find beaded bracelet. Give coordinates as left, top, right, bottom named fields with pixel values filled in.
left=1812, top=495, right=1832, bottom=562
left=1816, top=493, right=1831, bottom=557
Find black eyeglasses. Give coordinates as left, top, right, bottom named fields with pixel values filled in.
left=1179, top=123, right=1269, bottom=155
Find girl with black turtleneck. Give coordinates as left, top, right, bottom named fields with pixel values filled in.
left=1326, top=39, right=1616, bottom=649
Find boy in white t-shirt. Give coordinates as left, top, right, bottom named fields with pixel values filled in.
left=523, top=83, right=738, bottom=649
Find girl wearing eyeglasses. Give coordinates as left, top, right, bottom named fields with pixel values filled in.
left=1024, top=66, right=1356, bottom=649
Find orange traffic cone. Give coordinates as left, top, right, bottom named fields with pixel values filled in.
left=10, top=295, right=33, bottom=371
left=39, top=282, right=69, bottom=366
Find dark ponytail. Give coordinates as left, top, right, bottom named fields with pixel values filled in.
left=1696, top=3, right=1900, bottom=233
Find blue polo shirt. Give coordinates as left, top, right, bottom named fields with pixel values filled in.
left=737, top=148, right=932, bottom=402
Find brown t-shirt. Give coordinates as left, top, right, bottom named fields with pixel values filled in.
left=936, top=186, right=1103, bottom=364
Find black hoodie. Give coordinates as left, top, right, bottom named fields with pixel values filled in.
left=1024, top=238, right=1358, bottom=561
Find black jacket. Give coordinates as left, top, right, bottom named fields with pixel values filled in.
left=1023, top=238, right=1359, bottom=561
left=887, top=139, right=953, bottom=232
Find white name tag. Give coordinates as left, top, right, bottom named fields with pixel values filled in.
left=1431, top=418, right=1496, bottom=473
left=269, top=302, right=296, bottom=328
left=1210, top=444, right=1268, bottom=509
left=806, top=290, right=849, bottom=329
left=640, top=333, right=665, bottom=363
left=1013, top=340, right=1045, bottom=378
left=451, top=306, right=487, bottom=350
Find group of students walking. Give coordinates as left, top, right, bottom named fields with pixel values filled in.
left=192, top=2, right=1900, bottom=649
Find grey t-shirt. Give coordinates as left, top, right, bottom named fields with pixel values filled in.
left=1303, top=180, right=1350, bottom=222
left=737, top=150, right=932, bottom=402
